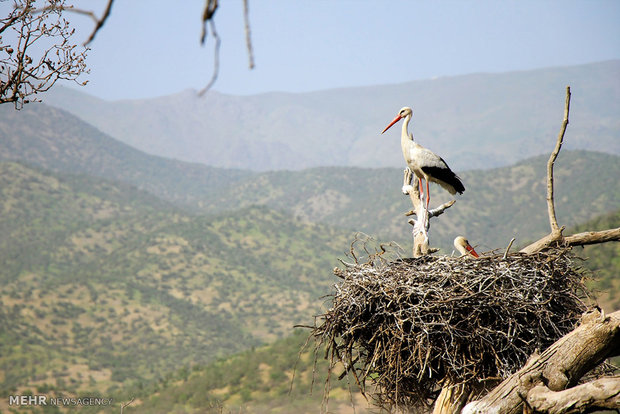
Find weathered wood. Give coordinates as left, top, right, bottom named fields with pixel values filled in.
left=463, top=309, right=620, bottom=414
left=527, top=377, right=620, bottom=413
left=520, top=227, right=620, bottom=254
left=432, top=383, right=470, bottom=414
left=546, top=86, right=571, bottom=236
left=564, top=227, right=620, bottom=246
left=402, top=168, right=455, bottom=257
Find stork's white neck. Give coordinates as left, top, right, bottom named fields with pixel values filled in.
left=401, top=114, right=414, bottom=142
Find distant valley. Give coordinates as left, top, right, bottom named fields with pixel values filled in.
left=0, top=161, right=352, bottom=401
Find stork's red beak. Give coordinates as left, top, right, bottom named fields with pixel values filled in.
left=382, top=114, right=402, bottom=134
left=465, top=243, right=480, bottom=258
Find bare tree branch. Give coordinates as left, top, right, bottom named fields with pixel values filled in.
left=526, top=377, right=620, bottom=413
left=518, top=86, right=618, bottom=254
left=463, top=309, right=620, bottom=414
left=197, top=19, right=220, bottom=96
left=1, top=0, right=89, bottom=108
left=564, top=227, right=620, bottom=247
left=547, top=86, right=571, bottom=235
left=83, top=0, right=114, bottom=45
left=200, top=0, right=218, bottom=45
left=243, top=0, right=254, bottom=69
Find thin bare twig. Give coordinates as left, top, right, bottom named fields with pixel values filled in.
left=243, top=0, right=255, bottom=69
left=119, top=397, right=134, bottom=414
left=503, top=238, right=516, bottom=260
left=198, top=19, right=220, bottom=96
left=84, top=0, right=114, bottom=45
left=200, top=0, right=218, bottom=44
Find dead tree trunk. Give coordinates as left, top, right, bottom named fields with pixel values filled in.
left=402, top=168, right=455, bottom=257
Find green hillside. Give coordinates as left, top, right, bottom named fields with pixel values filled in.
left=0, top=161, right=617, bottom=413
left=121, top=211, right=620, bottom=414
left=124, top=330, right=370, bottom=414
left=1, top=103, right=617, bottom=256
left=0, top=162, right=353, bottom=405
left=572, top=209, right=620, bottom=311
left=0, top=103, right=251, bottom=208
left=203, top=150, right=620, bottom=253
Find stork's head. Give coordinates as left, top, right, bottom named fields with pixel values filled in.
left=382, top=107, right=413, bottom=134
left=454, top=236, right=480, bottom=258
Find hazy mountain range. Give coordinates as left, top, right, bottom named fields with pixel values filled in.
left=42, top=60, right=620, bottom=172
left=2, top=97, right=619, bottom=255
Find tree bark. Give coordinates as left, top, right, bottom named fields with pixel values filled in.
left=432, top=383, right=470, bottom=414
left=526, top=377, right=620, bottom=413
left=463, top=309, right=620, bottom=414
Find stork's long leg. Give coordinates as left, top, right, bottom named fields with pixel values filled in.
left=418, top=177, right=423, bottom=197
left=425, top=179, right=431, bottom=210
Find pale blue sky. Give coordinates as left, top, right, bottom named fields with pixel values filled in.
left=42, top=0, right=620, bottom=100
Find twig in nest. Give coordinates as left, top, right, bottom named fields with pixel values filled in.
left=503, top=238, right=516, bottom=260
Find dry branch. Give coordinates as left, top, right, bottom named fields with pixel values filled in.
left=463, top=309, right=620, bottom=414
left=526, top=377, right=620, bottom=413
left=546, top=86, right=570, bottom=236
left=520, top=86, right=620, bottom=254
left=402, top=168, right=455, bottom=257
left=1, top=0, right=88, bottom=108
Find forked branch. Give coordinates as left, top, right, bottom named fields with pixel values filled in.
left=402, top=168, right=455, bottom=257
left=520, top=86, right=620, bottom=254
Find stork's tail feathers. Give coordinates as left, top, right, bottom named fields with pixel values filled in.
left=422, top=166, right=465, bottom=195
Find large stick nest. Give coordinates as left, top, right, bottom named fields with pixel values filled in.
left=310, top=243, right=590, bottom=409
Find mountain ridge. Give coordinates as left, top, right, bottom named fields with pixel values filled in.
left=1, top=101, right=618, bottom=253
left=43, top=60, right=620, bottom=171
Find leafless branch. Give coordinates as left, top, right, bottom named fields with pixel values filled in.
left=547, top=86, right=571, bottom=235
left=503, top=238, right=516, bottom=260
left=519, top=86, right=618, bottom=254
left=1, top=0, right=89, bottom=108
left=200, top=0, right=218, bottom=44
left=243, top=0, right=254, bottom=69
left=564, top=227, right=620, bottom=247
left=197, top=19, right=220, bottom=96
left=83, top=0, right=114, bottom=45
left=402, top=168, right=455, bottom=257
left=119, top=396, right=135, bottom=414
left=526, top=377, right=620, bottom=413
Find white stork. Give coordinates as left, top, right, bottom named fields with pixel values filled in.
left=382, top=107, right=464, bottom=210
left=454, top=236, right=480, bottom=258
